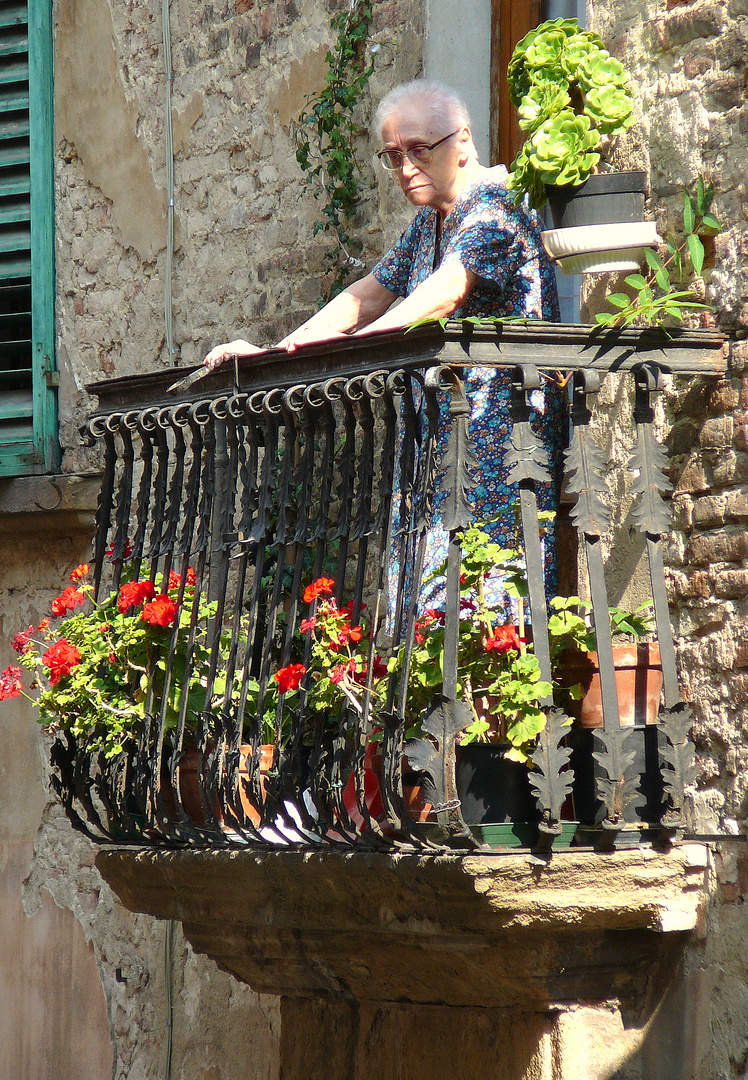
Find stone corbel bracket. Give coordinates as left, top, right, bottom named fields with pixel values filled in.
left=96, top=845, right=709, bottom=1013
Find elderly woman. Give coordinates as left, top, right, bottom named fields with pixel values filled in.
left=205, top=80, right=563, bottom=594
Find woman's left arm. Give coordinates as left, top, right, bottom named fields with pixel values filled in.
left=359, top=260, right=477, bottom=334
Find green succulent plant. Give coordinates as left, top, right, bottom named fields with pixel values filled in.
left=507, top=17, right=635, bottom=209
left=526, top=111, right=601, bottom=187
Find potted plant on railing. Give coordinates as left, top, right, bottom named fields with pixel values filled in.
left=506, top=16, right=656, bottom=274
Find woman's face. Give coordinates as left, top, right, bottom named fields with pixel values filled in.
left=379, top=107, right=470, bottom=214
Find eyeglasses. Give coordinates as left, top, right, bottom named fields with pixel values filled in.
left=376, top=130, right=461, bottom=171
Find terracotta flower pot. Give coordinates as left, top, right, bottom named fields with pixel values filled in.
left=342, top=744, right=433, bottom=829
left=558, top=643, right=663, bottom=729
left=163, top=743, right=277, bottom=828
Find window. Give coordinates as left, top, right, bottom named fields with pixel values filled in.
left=0, top=0, right=56, bottom=477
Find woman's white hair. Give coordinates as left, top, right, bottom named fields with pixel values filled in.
left=373, top=80, right=472, bottom=142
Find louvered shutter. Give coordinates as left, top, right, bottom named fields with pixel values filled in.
left=0, top=0, right=56, bottom=477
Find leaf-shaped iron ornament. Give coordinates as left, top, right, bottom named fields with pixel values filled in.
left=431, top=368, right=479, bottom=533
left=563, top=427, right=611, bottom=537
left=504, top=421, right=551, bottom=486
left=629, top=364, right=672, bottom=537
left=593, top=726, right=641, bottom=828
left=563, top=370, right=611, bottom=538
left=404, top=694, right=473, bottom=835
left=504, top=366, right=551, bottom=487
left=659, top=702, right=697, bottom=828
left=530, top=708, right=574, bottom=825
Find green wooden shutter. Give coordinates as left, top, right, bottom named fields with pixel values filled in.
left=0, top=0, right=56, bottom=477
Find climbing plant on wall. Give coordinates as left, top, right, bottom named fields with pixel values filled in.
left=295, top=0, right=374, bottom=303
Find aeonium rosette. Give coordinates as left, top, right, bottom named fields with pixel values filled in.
left=1, top=562, right=216, bottom=758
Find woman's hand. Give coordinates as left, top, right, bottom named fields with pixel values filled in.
left=277, top=327, right=348, bottom=353
left=203, top=339, right=266, bottom=370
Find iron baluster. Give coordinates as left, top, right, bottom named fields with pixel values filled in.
left=565, top=370, right=638, bottom=830
left=86, top=417, right=116, bottom=601
left=630, top=364, right=696, bottom=830
left=506, top=364, right=573, bottom=841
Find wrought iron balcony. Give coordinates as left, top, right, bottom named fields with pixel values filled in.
left=58, top=322, right=729, bottom=854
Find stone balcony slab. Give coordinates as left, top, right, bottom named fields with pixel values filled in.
left=96, top=844, right=708, bottom=1011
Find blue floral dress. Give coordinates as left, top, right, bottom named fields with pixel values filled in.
left=372, top=166, right=565, bottom=613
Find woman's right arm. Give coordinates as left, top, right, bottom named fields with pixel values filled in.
left=203, top=274, right=396, bottom=367
left=278, top=273, right=396, bottom=351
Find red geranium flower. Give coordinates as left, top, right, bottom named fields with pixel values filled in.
left=303, top=577, right=335, bottom=603
left=273, top=663, right=306, bottom=693
left=42, top=640, right=82, bottom=685
left=37, top=618, right=50, bottom=633
left=342, top=599, right=366, bottom=616
left=11, top=626, right=35, bottom=654
left=330, top=656, right=358, bottom=682
left=332, top=623, right=363, bottom=650
left=117, top=579, right=156, bottom=613
left=141, top=595, right=178, bottom=628
left=167, top=567, right=197, bottom=590
left=0, top=665, right=23, bottom=700
left=484, top=625, right=524, bottom=654
left=69, top=563, right=90, bottom=582
left=106, top=538, right=134, bottom=561
left=330, top=662, right=352, bottom=685
left=300, top=616, right=317, bottom=635
left=51, top=586, right=86, bottom=617
left=372, top=656, right=388, bottom=680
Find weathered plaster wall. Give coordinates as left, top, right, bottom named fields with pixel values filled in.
left=54, top=0, right=423, bottom=475
left=2, top=1, right=424, bottom=1074
left=0, top=531, right=281, bottom=1080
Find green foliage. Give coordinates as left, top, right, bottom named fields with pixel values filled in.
left=295, top=0, right=374, bottom=304
left=506, top=18, right=635, bottom=209
left=594, top=177, right=723, bottom=329
left=547, top=595, right=655, bottom=655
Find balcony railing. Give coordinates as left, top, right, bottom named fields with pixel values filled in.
left=56, top=322, right=729, bottom=852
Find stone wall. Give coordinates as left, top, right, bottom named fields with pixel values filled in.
left=580, top=2, right=748, bottom=1075
left=584, top=0, right=748, bottom=828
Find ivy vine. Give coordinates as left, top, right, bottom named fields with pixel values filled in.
left=295, top=0, right=374, bottom=303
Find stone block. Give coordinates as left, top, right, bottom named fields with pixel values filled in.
left=703, top=74, right=746, bottom=112
left=673, top=569, right=714, bottom=598
left=709, top=380, right=741, bottom=412
left=691, top=494, right=727, bottom=527
left=658, top=5, right=724, bottom=47
left=699, top=417, right=734, bottom=448
left=673, top=454, right=710, bottom=495
left=683, top=49, right=714, bottom=78
left=714, top=569, right=748, bottom=598
left=686, top=530, right=748, bottom=565
left=95, top=847, right=708, bottom=1011
left=671, top=496, right=694, bottom=530
left=712, top=451, right=739, bottom=486
left=726, top=490, right=748, bottom=519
